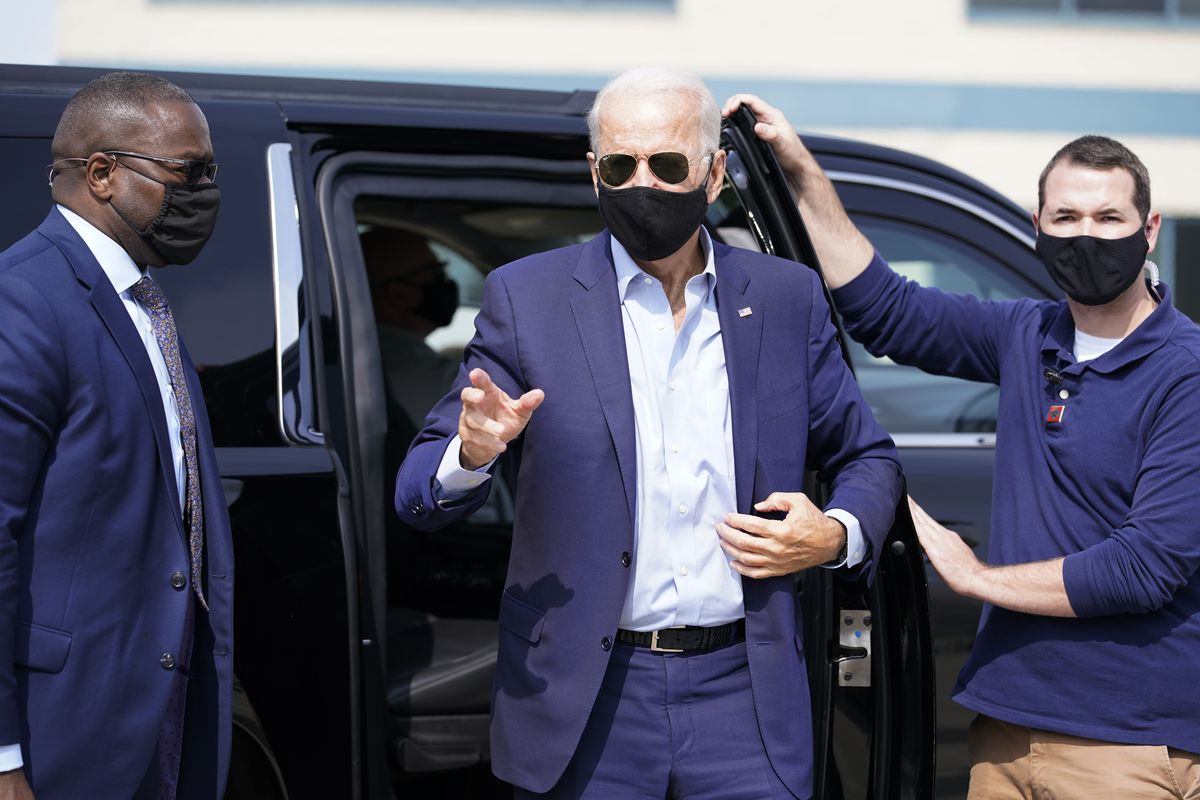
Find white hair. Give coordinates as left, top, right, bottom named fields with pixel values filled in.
left=586, top=66, right=721, bottom=156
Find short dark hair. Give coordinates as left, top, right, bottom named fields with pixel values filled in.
left=1037, top=135, right=1151, bottom=222
left=51, top=71, right=195, bottom=161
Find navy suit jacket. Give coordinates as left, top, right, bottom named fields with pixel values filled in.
left=395, top=232, right=901, bottom=796
left=0, top=209, right=234, bottom=798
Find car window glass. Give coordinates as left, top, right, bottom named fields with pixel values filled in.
left=358, top=196, right=601, bottom=528
left=849, top=215, right=1032, bottom=434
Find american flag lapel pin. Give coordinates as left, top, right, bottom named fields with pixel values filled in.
left=1046, top=405, right=1066, bottom=424
left=738, top=307, right=753, bottom=318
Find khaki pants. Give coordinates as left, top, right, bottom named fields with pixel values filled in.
left=968, top=714, right=1200, bottom=800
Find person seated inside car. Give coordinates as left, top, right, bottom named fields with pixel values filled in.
left=362, top=226, right=462, bottom=433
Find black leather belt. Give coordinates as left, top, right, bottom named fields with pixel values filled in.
left=616, top=620, right=745, bottom=654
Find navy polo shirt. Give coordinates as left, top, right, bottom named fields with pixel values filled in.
left=833, top=253, right=1200, bottom=753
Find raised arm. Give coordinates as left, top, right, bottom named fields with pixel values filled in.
left=394, top=268, right=542, bottom=531
left=721, top=93, right=873, bottom=289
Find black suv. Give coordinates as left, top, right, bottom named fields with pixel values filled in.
left=0, top=64, right=1057, bottom=800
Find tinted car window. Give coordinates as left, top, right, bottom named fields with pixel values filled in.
left=846, top=214, right=1032, bottom=434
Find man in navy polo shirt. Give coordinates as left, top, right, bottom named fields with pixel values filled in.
left=723, top=94, right=1200, bottom=798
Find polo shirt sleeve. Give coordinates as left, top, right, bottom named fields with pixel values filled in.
left=830, top=251, right=1023, bottom=384
left=1062, top=372, right=1200, bottom=617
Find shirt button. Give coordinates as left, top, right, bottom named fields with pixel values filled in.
left=601, top=636, right=612, bottom=651
left=1059, top=389, right=1069, bottom=400
left=642, top=276, right=652, bottom=285
left=656, top=321, right=666, bottom=331
left=680, top=566, right=689, bottom=576
left=671, top=444, right=680, bottom=454
left=170, top=571, right=186, bottom=590
left=669, top=382, right=677, bottom=391
left=678, top=504, right=688, bottom=515
left=160, top=653, right=177, bottom=670
left=621, top=551, right=631, bottom=568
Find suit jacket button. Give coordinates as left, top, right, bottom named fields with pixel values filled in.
left=621, top=552, right=631, bottom=568
left=170, top=571, right=187, bottom=590
left=160, top=653, right=177, bottom=670
left=600, top=636, right=612, bottom=651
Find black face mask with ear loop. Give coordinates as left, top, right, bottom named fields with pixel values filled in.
left=111, top=169, right=221, bottom=265
left=1035, top=228, right=1149, bottom=306
left=597, top=181, right=711, bottom=262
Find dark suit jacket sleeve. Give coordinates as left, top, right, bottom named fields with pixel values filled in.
left=0, top=271, right=65, bottom=744
left=394, top=268, right=525, bottom=531
left=803, top=270, right=902, bottom=582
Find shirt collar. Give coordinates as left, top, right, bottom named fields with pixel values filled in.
left=611, top=227, right=716, bottom=300
left=56, top=204, right=145, bottom=295
left=1040, top=280, right=1179, bottom=374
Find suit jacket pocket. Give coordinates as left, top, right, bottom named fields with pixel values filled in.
left=758, top=383, right=807, bottom=425
left=14, top=621, right=72, bottom=674
left=498, top=591, right=546, bottom=644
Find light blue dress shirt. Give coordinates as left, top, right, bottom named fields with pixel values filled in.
left=436, top=230, right=864, bottom=632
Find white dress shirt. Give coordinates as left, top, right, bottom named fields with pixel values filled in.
left=434, top=230, right=864, bottom=633
left=0, top=209, right=187, bottom=771
left=57, top=205, right=185, bottom=510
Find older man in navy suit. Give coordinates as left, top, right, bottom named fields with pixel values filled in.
left=0, top=73, right=232, bottom=799
left=395, top=67, right=901, bottom=799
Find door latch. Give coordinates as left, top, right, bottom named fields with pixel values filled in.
left=836, top=610, right=872, bottom=687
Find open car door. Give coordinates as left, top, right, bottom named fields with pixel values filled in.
left=715, top=107, right=936, bottom=800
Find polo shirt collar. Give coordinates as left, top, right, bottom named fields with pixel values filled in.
left=1040, top=280, right=1178, bottom=375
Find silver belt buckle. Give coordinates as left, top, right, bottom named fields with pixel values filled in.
left=649, top=625, right=686, bottom=654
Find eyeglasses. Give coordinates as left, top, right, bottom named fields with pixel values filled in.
left=48, top=150, right=219, bottom=186
left=596, top=151, right=712, bottom=187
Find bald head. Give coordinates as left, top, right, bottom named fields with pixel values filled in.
left=52, top=71, right=196, bottom=163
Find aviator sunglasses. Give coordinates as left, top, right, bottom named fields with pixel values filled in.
left=596, top=151, right=713, bottom=187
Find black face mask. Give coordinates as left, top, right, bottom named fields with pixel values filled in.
left=597, top=181, right=710, bottom=261
left=1035, top=229, right=1149, bottom=306
left=412, top=276, right=459, bottom=328
left=113, top=173, right=221, bottom=265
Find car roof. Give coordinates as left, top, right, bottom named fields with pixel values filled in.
left=0, top=62, right=1028, bottom=228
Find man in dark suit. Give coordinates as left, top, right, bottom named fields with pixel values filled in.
left=0, top=72, right=233, bottom=799
left=395, top=67, right=901, bottom=799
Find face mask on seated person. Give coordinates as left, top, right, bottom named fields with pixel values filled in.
left=413, top=276, right=459, bottom=329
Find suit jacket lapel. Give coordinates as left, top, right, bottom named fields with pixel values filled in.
left=714, top=243, right=762, bottom=515
left=39, top=209, right=186, bottom=532
left=569, top=235, right=638, bottom=528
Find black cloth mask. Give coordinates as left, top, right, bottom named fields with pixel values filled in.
left=113, top=175, right=221, bottom=265
left=413, top=276, right=459, bottom=328
left=1035, top=229, right=1149, bottom=306
left=597, top=181, right=710, bottom=261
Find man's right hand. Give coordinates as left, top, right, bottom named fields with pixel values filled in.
left=721, top=93, right=875, bottom=289
left=458, top=367, right=544, bottom=470
left=0, top=769, right=34, bottom=800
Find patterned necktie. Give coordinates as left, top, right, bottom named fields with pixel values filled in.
left=130, top=277, right=208, bottom=610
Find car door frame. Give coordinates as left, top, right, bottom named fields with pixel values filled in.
left=721, top=106, right=937, bottom=800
